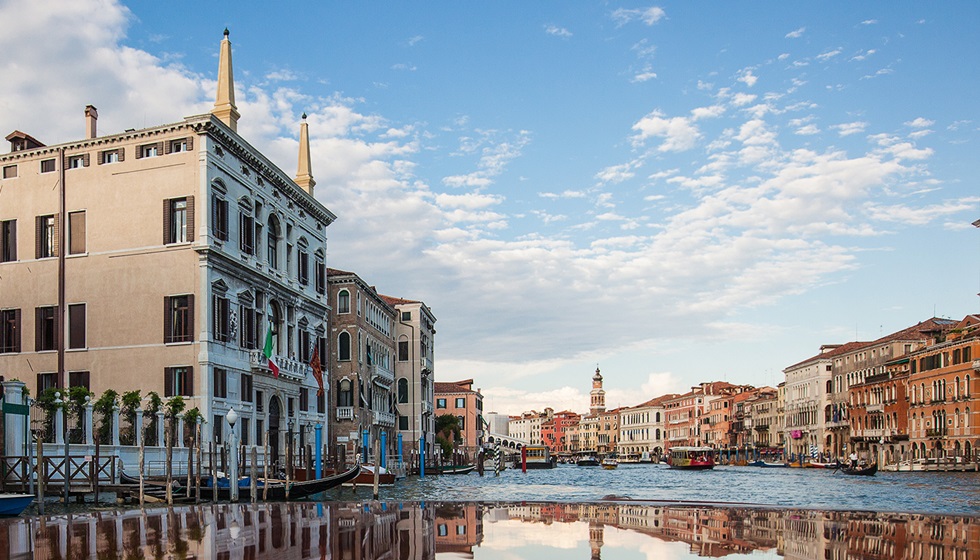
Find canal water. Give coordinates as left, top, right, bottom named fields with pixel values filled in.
left=1, top=500, right=977, bottom=559
left=321, top=463, right=980, bottom=515
left=2, top=464, right=978, bottom=558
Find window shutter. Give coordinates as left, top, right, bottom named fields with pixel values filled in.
left=83, top=153, right=90, bottom=167
left=185, top=366, right=193, bottom=396
left=13, top=308, right=20, bottom=353
left=52, top=213, right=59, bottom=257
left=186, top=294, right=194, bottom=342
left=164, top=140, right=172, bottom=154
left=163, top=199, right=172, bottom=244
left=118, top=148, right=125, bottom=162
left=186, top=196, right=195, bottom=242
left=7, top=222, right=15, bottom=262
left=164, top=367, right=173, bottom=397
left=136, top=145, right=144, bottom=159
left=164, top=296, right=172, bottom=343
left=186, top=137, right=194, bottom=150
left=34, top=216, right=42, bottom=259
left=34, top=308, right=42, bottom=352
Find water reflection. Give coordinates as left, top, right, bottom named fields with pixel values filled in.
left=1, top=501, right=976, bottom=559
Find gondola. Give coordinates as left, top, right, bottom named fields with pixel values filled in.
left=840, top=463, right=877, bottom=476
left=430, top=464, right=477, bottom=475
left=121, top=462, right=362, bottom=500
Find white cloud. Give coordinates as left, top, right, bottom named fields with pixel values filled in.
left=691, top=105, right=726, bottom=120
left=731, top=92, right=758, bottom=107
left=832, top=121, right=867, bottom=136
left=795, top=124, right=820, bottom=135
left=407, top=35, right=424, bottom=46
left=785, top=27, right=805, bottom=38
left=738, top=69, right=758, bottom=87
left=631, top=70, right=658, bottom=83
left=631, top=110, right=700, bottom=152
left=850, top=49, right=876, bottom=61
left=905, top=117, right=935, bottom=128
left=611, top=7, right=666, bottom=27
left=595, top=160, right=641, bottom=185
left=544, top=24, right=572, bottom=38
left=816, top=48, right=842, bottom=62
left=861, top=19, right=878, bottom=25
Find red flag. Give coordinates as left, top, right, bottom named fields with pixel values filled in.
left=311, top=346, right=324, bottom=396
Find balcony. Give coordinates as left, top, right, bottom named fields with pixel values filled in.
left=753, top=423, right=769, bottom=431
left=420, top=355, right=433, bottom=375
left=373, top=411, right=396, bottom=427
left=865, top=403, right=883, bottom=413
left=973, top=359, right=980, bottom=371
left=926, top=428, right=946, bottom=439
left=336, top=406, right=354, bottom=422
left=421, top=399, right=433, bottom=415
left=370, top=363, right=394, bottom=386
left=249, top=350, right=310, bottom=380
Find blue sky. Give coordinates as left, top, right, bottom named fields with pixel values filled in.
left=1, top=2, right=978, bottom=414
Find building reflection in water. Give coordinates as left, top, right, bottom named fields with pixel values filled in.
left=0, top=501, right=976, bottom=559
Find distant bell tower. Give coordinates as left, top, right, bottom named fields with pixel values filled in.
left=590, top=367, right=606, bottom=416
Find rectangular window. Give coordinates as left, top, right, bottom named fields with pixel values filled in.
left=68, top=303, right=86, bottom=349
left=40, top=159, right=56, bottom=173
left=35, top=214, right=58, bottom=258
left=298, top=250, right=309, bottom=285
left=256, top=419, right=264, bottom=446
left=315, top=259, right=326, bottom=294
left=317, top=392, right=325, bottom=414
left=164, top=295, right=193, bottom=343
left=164, top=197, right=194, bottom=244
left=212, top=295, right=230, bottom=342
left=0, top=309, right=21, bottom=353
left=1, top=220, right=16, bottom=262
left=68, top=211, right=86, bottom=255
left=212, top=196, right=229, bottom=241
left=139, top=143, right=160, bottom=158
left=35, top=306, right=57, bottom=351
left=456, top=397, right=465, bottom=408
left=170, top=139, right=189, bottom=153
left=164, top=366, right=193, bottom=397
left=240, top=373, right=253, bottom=403
left=437, top=398, right=446, bottom=409
left=68, top=371, right=90, bottom=390
left=68, top=155, right=85, bottom=169
left=287, top=397, right=295, bottom=417
left=240, top=213, right=255, bottom=255
left=300, top=388, right=309, bottom=412
left=100, top=149, right=123, bottom=164
left=37, top=372, right=56, bottom=392
left=2, top=165, right=16, bottom=179
left=398, top=341, right=409, bottom=361
left=398, top=415, right=408, bottom=430
left=241, top=417, right=250, bottom=446
left=401, top=311, right=411, bottom=321
left=213, top=415, right=223, bottom=442
left=239, top=305, right=257, bottom=349
left=213, top=367, right=227, bottom=399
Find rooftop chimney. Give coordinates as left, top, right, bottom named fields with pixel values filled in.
left=85, top=105, right=98, bottom=139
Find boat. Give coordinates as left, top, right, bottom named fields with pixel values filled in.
left=0, top=494, right=33, bottom=516
left=349, top=464, right=397, bottom=486
left=515, top=445, right=557, bottom=469
left=601, top=458, right=618, bottom=470
left=577, top=456, right=600, bottom=466
left=841, top=463, right=878, bottom=476
left=807, top=460, right=840, bottom=469
left=122, top=462, right=362, bottom=500
left=666, top=446, right=715, bottom=470
left=748, top=460, right=788, bottom=468
left=431, top=464, right=477, bottom=475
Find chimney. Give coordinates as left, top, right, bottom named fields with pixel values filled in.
left=85, top=105, right=98, bottom=139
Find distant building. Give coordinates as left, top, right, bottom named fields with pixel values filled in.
left=508, top=408, right=552, bottom=446
left=381, top=295, right=437, bottom=460
left=541, top=410, right=580, bottom=456
left=617, top=394, right=674, bottom=461
left=434, top=379, right=484, bottom=459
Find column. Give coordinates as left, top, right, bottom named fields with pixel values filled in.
left=55, top=393, right=65, bottom=445
left=2, top=380, right=27, bottom=455
left=84, top=397, right=94, bottom=445
left=156, top=411, right=166, bottom=447
left=112, top=405, right=121, bottom=446
left=135, top=408, right=144, bottom=447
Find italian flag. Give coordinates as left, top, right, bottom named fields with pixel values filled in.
left=263, top=326, right=280, bottom=378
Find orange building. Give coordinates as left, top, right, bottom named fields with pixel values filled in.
left=907, top=315, right=980, bottom=463
left=434, top=379, right=484, bottom=460
left=541, top=410, right=580, bottom=457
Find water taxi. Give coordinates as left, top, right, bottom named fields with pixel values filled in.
left=601, top=457, right=618, bottom=470
left=516, top=445, right=557, bottom=469
left=666, top=446, right=715, bottom=470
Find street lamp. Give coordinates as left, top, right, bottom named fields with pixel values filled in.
left=226, top=408, right=239, bottom=502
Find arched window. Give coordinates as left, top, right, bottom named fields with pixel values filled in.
left=267, top=215, right=280, bottom=270
left=338, top=331, right=351, bottom=361
left=398, top=378, right=409, bottom=403
left=338, top=290, right=351, bottom=314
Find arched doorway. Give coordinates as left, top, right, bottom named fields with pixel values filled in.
left=269, top=396, right=282, bottom=468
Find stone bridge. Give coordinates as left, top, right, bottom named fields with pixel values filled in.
left=484, top=431, right=530, bottom=451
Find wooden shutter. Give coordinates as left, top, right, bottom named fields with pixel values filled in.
left=117, top=148, right=125, bottom=162
left=186, top=136, right=194, bottom=150
left=12, top=308, right=21, bottom=353
left=163, top=199, right=172, bottom=244
left=68, top=303, right=86, bottom=349
left=164, top=367, right=174, bottom=397
left=186, top=196, right=195, bottom=242
left=35, top=216, right=42, bottom=259
left=83, top=153, right=90, bottom=167
left=52, top=213, right=59, bottom=257
left=184, top=366, right=193, bottom=396
left=6, top=220, right=15, bottom=261
left=164, top=296, right=172, bottom=343
left=69, top=211, right=85, bottom=255
left=186, top=294, right=194, bottom=342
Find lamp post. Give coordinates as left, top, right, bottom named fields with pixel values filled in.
left=226, top=408, right=239, bottom=502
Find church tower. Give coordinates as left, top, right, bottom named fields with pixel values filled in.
left=590, top=367, right=606, bottom=416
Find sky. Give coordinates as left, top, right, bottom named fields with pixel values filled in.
left=1, top=1, right=978, bottom=416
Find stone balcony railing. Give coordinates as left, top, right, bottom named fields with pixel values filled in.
left=370, top=363, right=394, bottom=385
left=249, top=350, right=310, bottom=380
left=865, top=403, right=884, bottom=413
left=421, top=399, right=433, bottom=414
left=336, top=406, right=354, bottom=422
left=373, top=411, right=396, bottom=427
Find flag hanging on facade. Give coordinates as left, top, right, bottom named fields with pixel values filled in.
left=310, top=346, right=324, bottom=396
left=263, top=326, right=280, bottom=378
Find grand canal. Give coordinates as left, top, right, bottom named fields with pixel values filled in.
left=2, top=464, right=978, bottom=559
